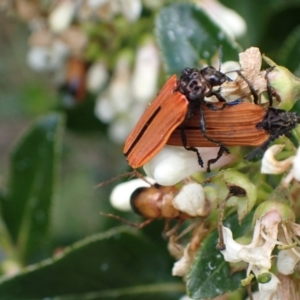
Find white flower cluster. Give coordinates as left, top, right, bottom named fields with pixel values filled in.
left=94, top=40, right=160, bottom=143
left=19, top=0, right=144, bottom=77
left=221, top=201, right=300, bottom=300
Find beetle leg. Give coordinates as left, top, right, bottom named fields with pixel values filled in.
left=199, top=108, right=230, bottom=159
left=206, top=146, right=227, bottom=172
left=265, top=66, right=282, bottom=106
left=206, top=102, right=227, bottom=111
left=99, top=212, right=154, bottom=228
left=207, top=89, right=227, bottom=102
left=265, top=67, right=274, bottom=107
left=164, top=219, right=184, bottom=238
left=245, top=133, right=278, bottom=161
left=180, top=124, right=204, bottom=167
left=236, top=70, right=259, bottom=104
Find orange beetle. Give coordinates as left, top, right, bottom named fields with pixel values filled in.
left=124, top=67, right=229, bottom=169
left=168, top=104, right=300, bottom=162
left=102, top=182, right=199, bottom=236
left=167, top=102, right=267, bottom=147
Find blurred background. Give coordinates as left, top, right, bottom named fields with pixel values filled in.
left=1, top=0, right=300, bottom=268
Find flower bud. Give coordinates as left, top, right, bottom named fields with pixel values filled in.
left=49, top=1, right=76, bottom=33
left=263, top=55, right=300, bottom=111
left=87, top=62, right=109, bottom=93
left=253, top=200, right=295, bottom=225
left=172, top=183, right=209, bottom=217
left=110, top=177, right=155, bottom=211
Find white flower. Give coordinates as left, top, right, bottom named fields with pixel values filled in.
left=172, top=243, right=194, bottom=277
left=110, top=177, right=155, bottom=211
left=172, top=183, right=209, bottom=217
left=277, top=249, right=300, bottom=275
left=131, top=41, right=160, bottom=103
left=87, top=0, right=108, bottom=7
left=95, top=53, right=133, bottom=141
left=254, top=273, right=280, bottom=300
left=27, top=40, right=69, bottom=72
left=119, top=0, right=142, bottom=22
left=48, top=0, right=76, bottom=33
left=221, top=222, right=281, bottom=298
left=143, top=145, right=234, bottom=186
left=95, top=42, right=160, bottom=143
left=259, top=275, right=280, bottom=300
left=261, top=144, right=294, bottom=174
left=87, top=62, right=109, bottom=93
left=221, top=218, right=278, bottom=276
left=276, top=221, right=300, bottom=275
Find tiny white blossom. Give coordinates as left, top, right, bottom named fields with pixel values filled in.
left=48, top=1, right=76, bottom=33
left=27, top=46, right=51, bottom=72
left=245, top=268, right=280, bottom=300
left=172, top=183, right=208, bottom=217
left=27, top=40, right=69, bottom=72
left=131, top=41, right=160, bottom=103
left=87, top=62, right=109, bottom=93
left=110, top=177, right=155, bottom=211
left=221, top=218, right=278, bottom=276
left=119, top=0, right=142, bottom=22
left=94, top=96, right=115, bottom=123
left=261, top=144, right=294, bottom=174
left=277, top=249, right=300, bottom=275
left=108, top=117, right=135, bottom=144
left=172, top=243, right=194, bottom=277
left=257, top=273, right=280, bottom=300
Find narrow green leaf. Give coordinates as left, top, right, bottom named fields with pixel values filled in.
left=0, top=227, right=185, bottom=300
left=1, top=113, right=65, bottom=262
left=155, top=3, right=241, bottom=75
left=187, top=212, right=253, bottom=299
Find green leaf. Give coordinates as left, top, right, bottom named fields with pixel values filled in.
left=155, top=3, right=241, bottom=75
left=1, top=113, right=65, bottom=262
left=187, top=212, right=253, bottom=299
left=0, top=227, right=185, bottom=300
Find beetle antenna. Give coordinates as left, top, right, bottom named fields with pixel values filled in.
left=95, top=170, right=144, bottom=188
left=99, top=211, right=153, bottom=228
left=225, top=68, right=259, bottom=103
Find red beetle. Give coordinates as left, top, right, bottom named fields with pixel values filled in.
left=124, top=67, right=229, bottom=169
